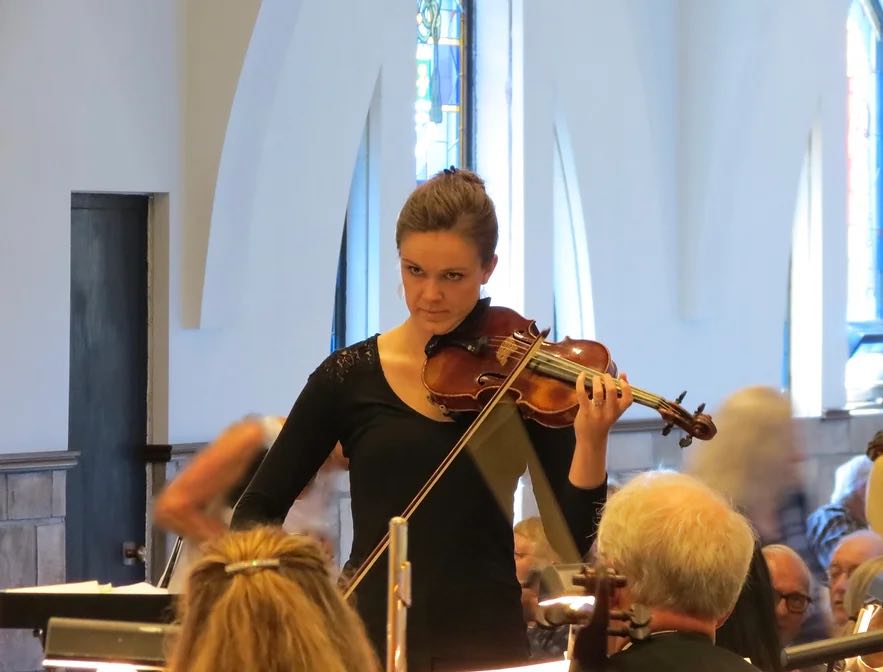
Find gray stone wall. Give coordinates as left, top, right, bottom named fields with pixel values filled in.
left=0, top=470, right=68, bottom=672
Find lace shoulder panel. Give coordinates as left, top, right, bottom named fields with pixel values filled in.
left=313, top=336, right=379, bottom=385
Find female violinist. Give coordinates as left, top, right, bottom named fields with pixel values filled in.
left=231, top=168, right=633, bottom=671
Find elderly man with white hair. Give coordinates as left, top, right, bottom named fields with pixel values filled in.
left=598, top=471, right=760, bottom=672
left=807, top=436, right=882, bottom=575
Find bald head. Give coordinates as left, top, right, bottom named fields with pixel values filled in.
left=762, top=545, right=812, bottom=645
left=829, top=530, right=883, bottom=626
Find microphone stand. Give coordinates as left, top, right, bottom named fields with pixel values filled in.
left=781, top=630, right=883, bottom=670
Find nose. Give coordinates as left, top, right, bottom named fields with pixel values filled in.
left=774, top=598, right=789, bottom=620
left=423, top=278, right=443, bottom=301
left=832, top=574, right=848, bottom=596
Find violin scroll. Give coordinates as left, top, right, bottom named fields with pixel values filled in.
left=658, top=394, right=717, bottom=448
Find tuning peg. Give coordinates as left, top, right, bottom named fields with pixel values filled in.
left=661, top=422, right=674, bottom=436
left=675, top=390, right=687, bottom=404
left=679, top=435, right=693, bottom=448
left=695, top=402, right=705, bottom=415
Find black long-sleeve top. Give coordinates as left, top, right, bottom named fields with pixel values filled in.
left=232, top=334, right=605, bottom=671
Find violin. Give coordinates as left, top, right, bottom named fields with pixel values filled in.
left=538, top=563, right=651, bottom=671
left=422, top=300, right=716, bottom=446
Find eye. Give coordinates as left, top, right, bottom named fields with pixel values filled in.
left=445, top=272, right=464, bottom=281
left=406, top=265, right=423, bottom=276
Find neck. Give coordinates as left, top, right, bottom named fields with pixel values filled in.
left=647, top=608, right=717, bottom=641
left=395, top=318, right=433, bottom=358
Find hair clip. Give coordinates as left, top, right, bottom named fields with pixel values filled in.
left=443, top=165, right=458, bottom=175
left=224, top=558, right=282, bottom=575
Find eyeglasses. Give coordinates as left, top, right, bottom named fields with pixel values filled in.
left=776, top=591, right=813, bottom=614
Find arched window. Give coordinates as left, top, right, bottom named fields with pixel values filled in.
left=416, top=0, right=471, bottom=180
left=332, top=1, right=473, bottom=350
left=846, top=0, right=883, bottom=407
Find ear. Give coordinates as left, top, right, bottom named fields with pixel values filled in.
left=481, top=254, right=498, bottom=284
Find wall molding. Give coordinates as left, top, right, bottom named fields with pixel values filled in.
left=0, top=451, right=79, bottom=473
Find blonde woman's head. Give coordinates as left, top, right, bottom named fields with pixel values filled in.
left=167, top=527, right=379, bottom=672
left=684, top=386, right=801, bottom=522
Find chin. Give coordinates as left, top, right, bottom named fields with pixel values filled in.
left=415, top=313, right=461, bottom=335
left=422, top=319, right=458, bottom=336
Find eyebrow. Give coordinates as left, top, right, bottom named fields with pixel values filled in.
left=400, top=258, right=469, bottom=273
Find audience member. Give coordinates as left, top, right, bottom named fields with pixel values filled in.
left=685, top=386, right=827, bottom=643
left=828, top=530, right=883, bottom=630
left=166, top=527, right=379, bottom=672
left=762, top=544, right=816, bottom=646
left=843, top=556, right=883, bottom=629
left=807, top=453, right=873, bottom=574
left=841, top=556, right=883, bottom=671
left=716, top=545, right=783, bottom=672
left=597, top=471, right=759, bottom=672
left=513, top=517, right=567, bottom=660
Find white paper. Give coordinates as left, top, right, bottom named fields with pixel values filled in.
left=4, top=580, right=167, bottom=595
left=4, top=580, right=111, bottom=594
left=110, top=582, right=168, bottom=595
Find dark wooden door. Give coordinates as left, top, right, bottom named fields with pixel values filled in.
left=67, top=194, right=149, bottom=584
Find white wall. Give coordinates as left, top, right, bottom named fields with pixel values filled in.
left=0, top=0, right=861, bottom=453
left=0, top=0, right=181, bottom=452
left=512, top=0, right=849, bottom=417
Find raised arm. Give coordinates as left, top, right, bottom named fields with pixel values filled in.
left=526, top=371, right=632, bottom=559
left=231, top=368, right=340, bottom=530
left=153, top=416, right=279, bottom=542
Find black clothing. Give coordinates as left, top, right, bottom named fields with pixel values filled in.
left=232, top=331, right=605, bottom=671
left=604, top=631, right=762, bottom=672
left=716, top=544, right=783, bottom=672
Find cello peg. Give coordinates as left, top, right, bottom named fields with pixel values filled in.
left=694, top=402, right=705, bottom=415
left=661, top=422, right=674, bottom=436
left=679, top=435, right=693, bottom=448
left=675, top=390, right=687, bottom=404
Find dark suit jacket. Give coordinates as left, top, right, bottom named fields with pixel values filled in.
left=602, top=631, right=763, bottom=672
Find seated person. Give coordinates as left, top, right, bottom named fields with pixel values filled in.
left=808, top=450, right=876, bottom=575
left=762, top=544, right=818, bottom=647
left=154, top=414, right=346, bottom=590
left=827, top=530, right=883, bottom=631
left=596, top=470, right=759, bottom=672
left=514, top=516, right=567, bottom=660
left=841, top=556, right=883, bottom=671
left=716, top=545, right=783, bottom=672
left=165, top=526, right=379, bottom=672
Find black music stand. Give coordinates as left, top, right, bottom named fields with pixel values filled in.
left=0, top=591, right=175, bottom=644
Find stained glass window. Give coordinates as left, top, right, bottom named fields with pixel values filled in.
left=416, top=0, right=467, bottom=182
left=846, top=0, right=881, bottom=322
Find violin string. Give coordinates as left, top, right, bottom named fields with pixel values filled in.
left=476, top=336, right=665, bottom=409
left=468, top=336, right=683, bottom=417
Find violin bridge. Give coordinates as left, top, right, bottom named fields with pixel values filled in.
left=496, top=336, right=520, bottom=366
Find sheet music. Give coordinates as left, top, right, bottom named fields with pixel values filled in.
left=111, top=582, right=168, bottom=595
left=4, top=580, right=167, bottom=595
left=4, top=581, right=110, bottom=593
